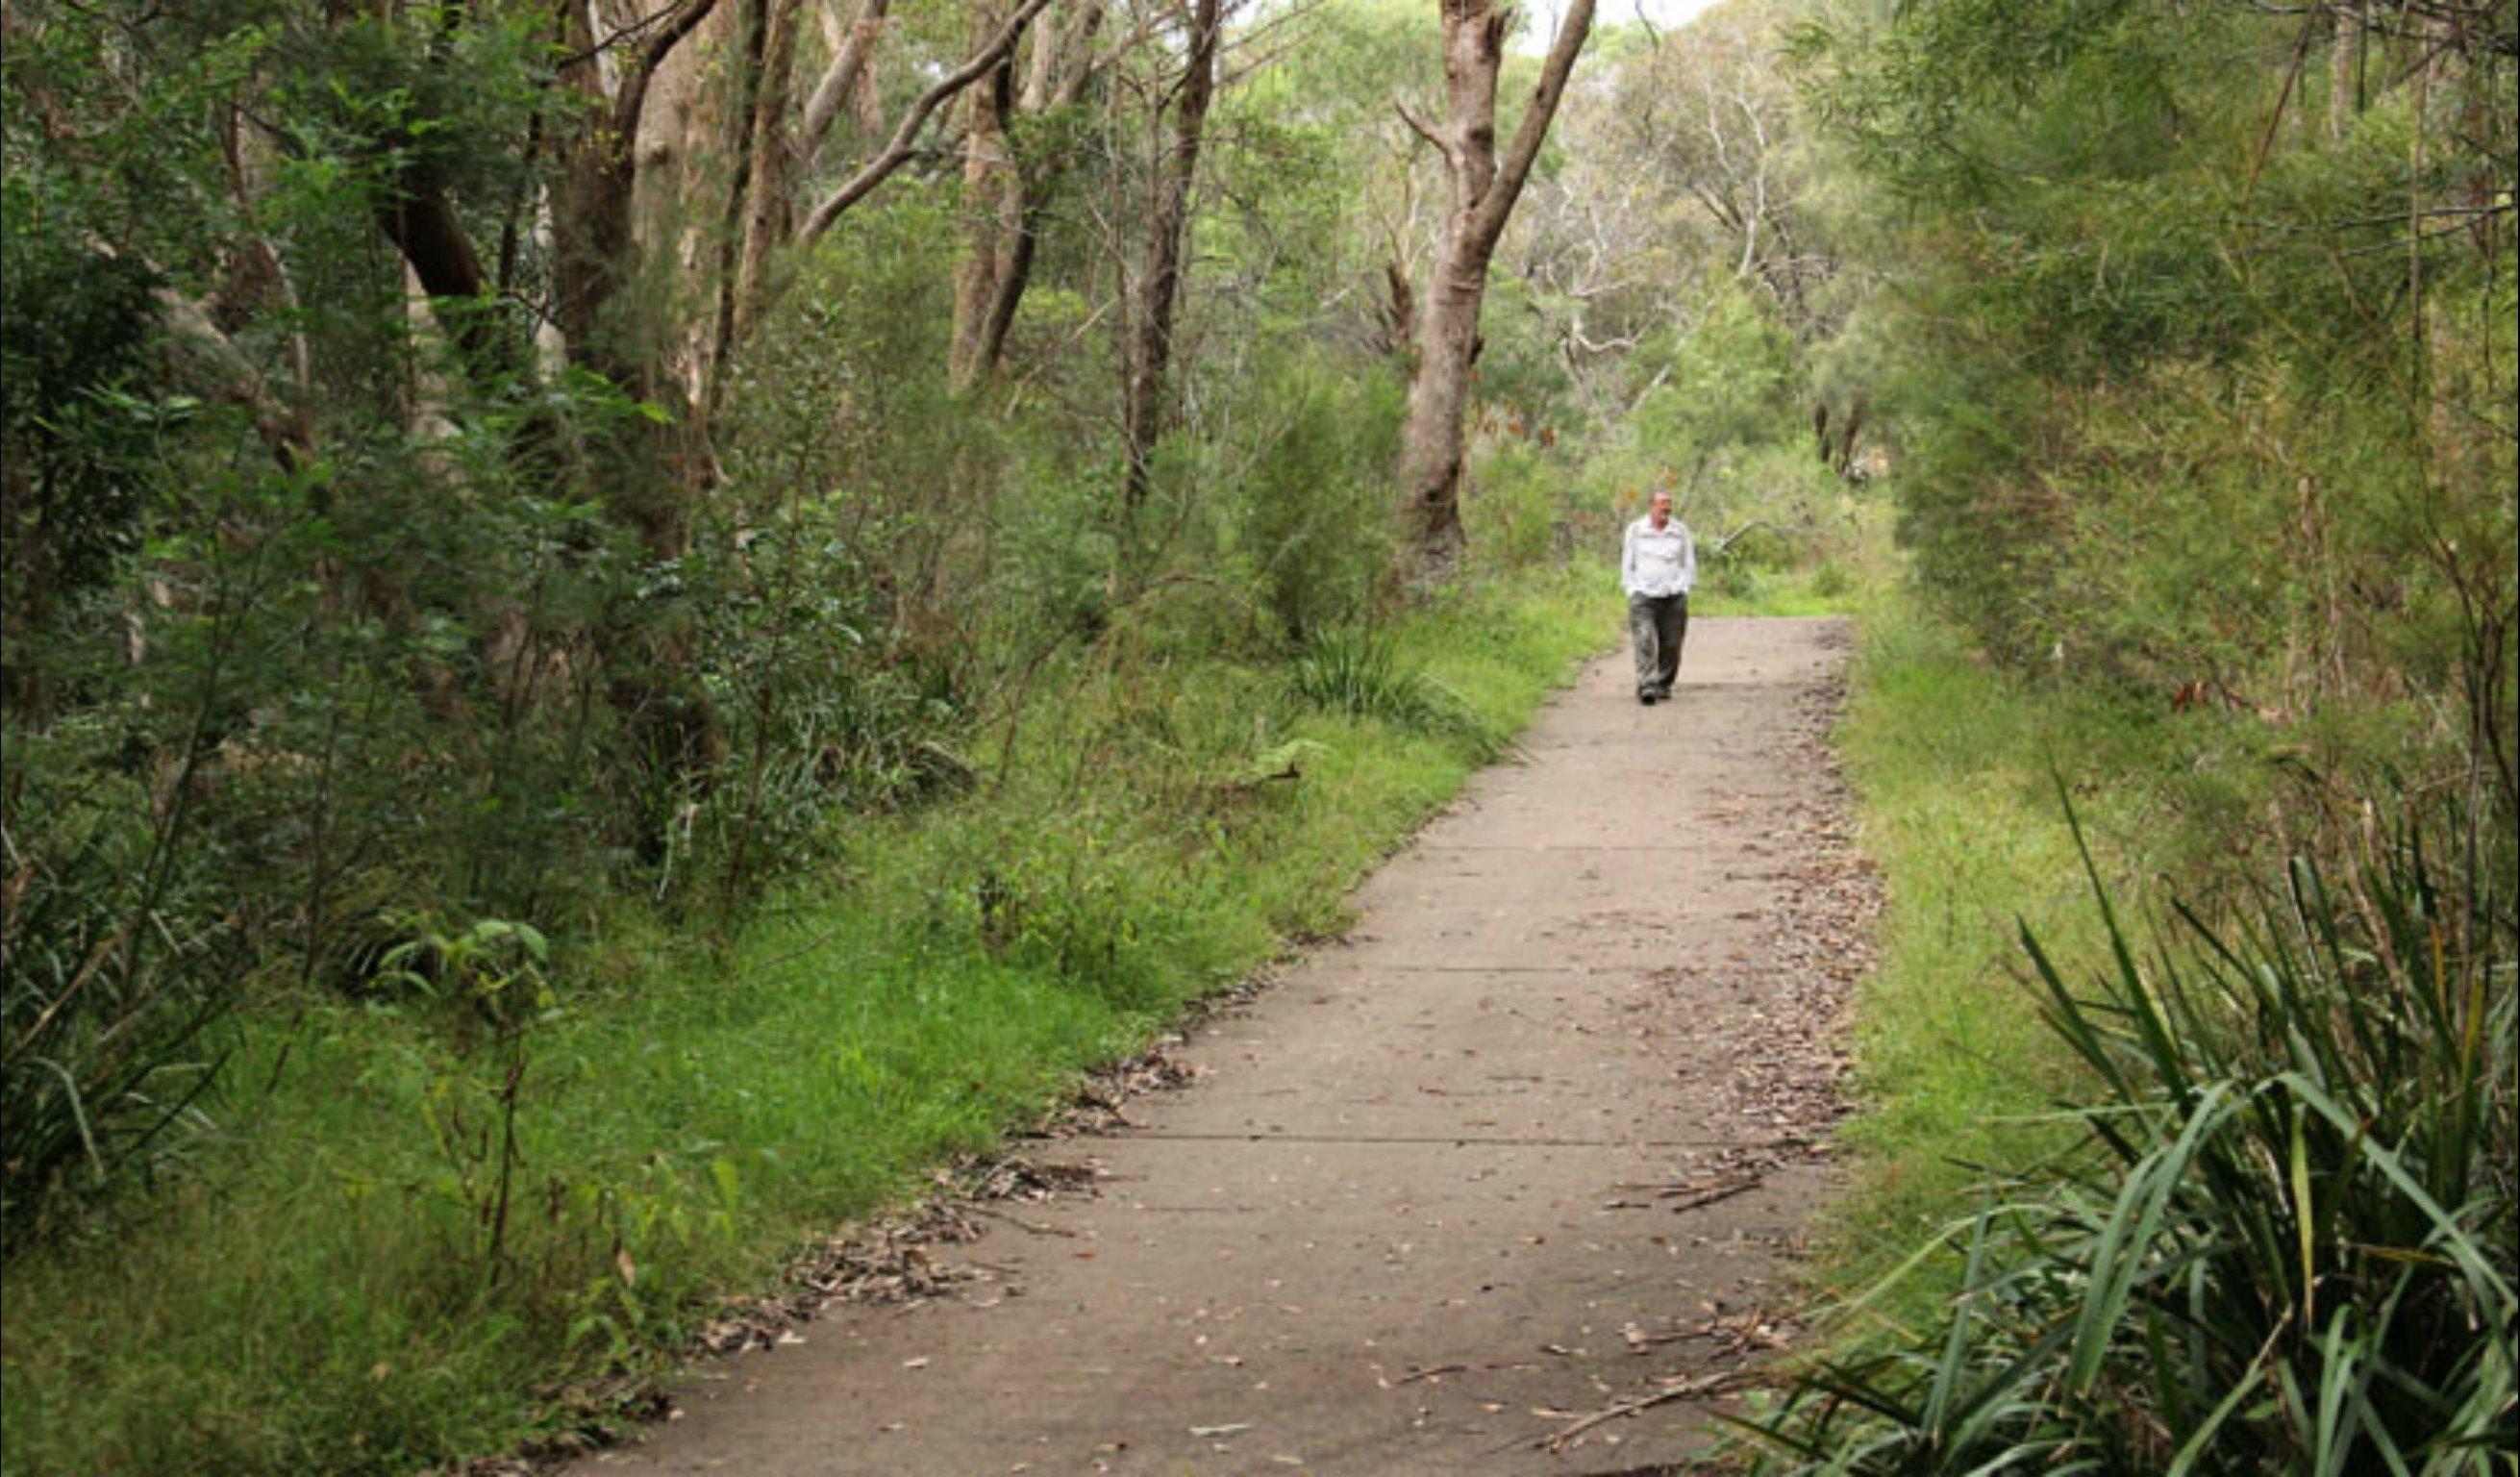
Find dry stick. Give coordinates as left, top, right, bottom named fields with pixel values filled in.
left=969, top=1204, right=1080, bottom=1238
left=553, top=0, right=702, bottom=68
left=1661, top=1172, right=1763, bottom=1214
left=1540, top=1371, right=1742, bottom=1453
left=487, top=1052, right=526, bottom=1289
left=1709, top=519, right=1772, bottom=557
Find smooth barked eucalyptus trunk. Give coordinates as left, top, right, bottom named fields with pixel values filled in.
left=1395, top=0, right=1595, bottom=578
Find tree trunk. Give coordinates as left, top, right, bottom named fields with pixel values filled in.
left=375, top=183, right=522, bottom=385
left=948, top=0, right=1022, bottom=388
left=2328, top=0, right=2360, bottom=141
left=553, top=0, right=721, bottom=404
left=704, top=0, right=773, bottom=427
left=1120, top=0, right=1222, bottom=513
left=801, top=0, right=891, bottom=165
left=1394, top=0, right=1595, bottom=577
left=544, top=0, right=723, bottom=557
left=731, top=0, right=802, bottom=351
left=965, top=0, right=1102, bottom=386
left=1400, top=244, right=1485, bottom=557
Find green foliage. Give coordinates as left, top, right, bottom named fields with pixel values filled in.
left=0, top=725, right=235, bottom=1243
left=1464, top=438, right=1569, bottom=572
left=0, top=571, right=1610, bottom=1477
left=1231, top=350, right=1405, bottom=642
left=372, top=914, right=553, bottom=1032
left=1741, top=794, right=2517, bottom=1475
left=0, top=196, right=164, bottom=661
left=1287, top=626, right=1507, bottom=762
left=1795, top=0, right=2518, bottom=816
left=1547, top=263, right=1876, bottom=605
left=919, top=814, right=1200, bottom=1009
left=1631, top=279, right=1800, bottom=463
left=6, top=0, right=662, bottom=979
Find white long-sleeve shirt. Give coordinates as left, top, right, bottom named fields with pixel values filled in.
left=1622, top=515, right=1696, bottom=598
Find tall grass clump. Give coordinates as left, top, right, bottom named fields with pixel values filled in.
left=0, top=755, right=233, bottom=1240
left=1741, top=793, right=2518, bottom=1474
left=1286, top=626, right=1508, bottom=763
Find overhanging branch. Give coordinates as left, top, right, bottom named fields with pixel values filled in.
left=797, top=0, right=1060, bottom=244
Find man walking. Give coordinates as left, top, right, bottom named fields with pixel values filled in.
left=1622, top=488, right=1694, bottom=705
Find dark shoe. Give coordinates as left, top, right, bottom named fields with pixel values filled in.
left=1639, top=690, right=1659, bottom=706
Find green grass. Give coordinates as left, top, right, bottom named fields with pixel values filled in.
left=1748, top=587, right=2517, bottom=1472
left=1815, top=591, right=2285, bottom=1314
left=1689, top=498, right=1898, bottom=618
left=0, top=568, right=1616, bottom=1477
left=1690, top=567, right=1860, bottom=617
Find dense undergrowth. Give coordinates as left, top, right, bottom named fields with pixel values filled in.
left=1756, top=592, right=2517, bottom=1474
left=0, top=568, right=1612, bottom=1475
left=1741, top=0, right=2519, bottom=1461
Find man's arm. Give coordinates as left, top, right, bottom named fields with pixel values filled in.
left=1680, top=524, right=1697, bottom=593
left=1620, top=520, right=1638, bottom=591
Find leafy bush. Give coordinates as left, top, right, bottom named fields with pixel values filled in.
left=1628, top=278, right=1799, bottom=462
left=1230, top=350, right=1405, bottom=645
left=1465, top=438, right=1570, bottom=572
left=1739, top=795, right=2517, bottom=1475
left=0, top=204, right=163, bottom=686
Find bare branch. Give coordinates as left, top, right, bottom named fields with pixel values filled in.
left=550, top=0, right=692, bottom=71
left=1395, top=95, right=1451, bottom=158
left=797, top=0, right=1060, bottom=245
left=615, top=0, right=724, bottom=139
left=1472, top=0, right=1595, bottom=242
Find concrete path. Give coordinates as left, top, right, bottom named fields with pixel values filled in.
left=578, top=616, right=1860, bottom=1477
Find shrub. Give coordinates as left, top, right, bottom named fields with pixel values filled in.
left=1231, top=350, right=1403, bottom=645
left=0, top=721, right=237, bottom=1242
left=1739, top=793, right=2518, bottom=1475
left=911, top=810, right=1204, bottom=1010
left=1464, top=438, right=1568, bottom=573
left=1286, top=627, right=1507, bottom=762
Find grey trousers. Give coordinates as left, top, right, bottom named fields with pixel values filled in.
left=1629, top=592, right=1687, bottom=695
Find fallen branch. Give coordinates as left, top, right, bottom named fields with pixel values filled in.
left=1540, top=1371, right=1744, bottom=1452
left=1708, top=520, right=1773, bottom=557
left=1661, top=1170, right=1763, bottom=1214
left=968, top=1204, right=1078, bottom=1239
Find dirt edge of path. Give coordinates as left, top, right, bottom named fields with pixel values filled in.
left=449, top=622, right=1886, bottom=1476
left=437, top=645, right=1634, bottom=1477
